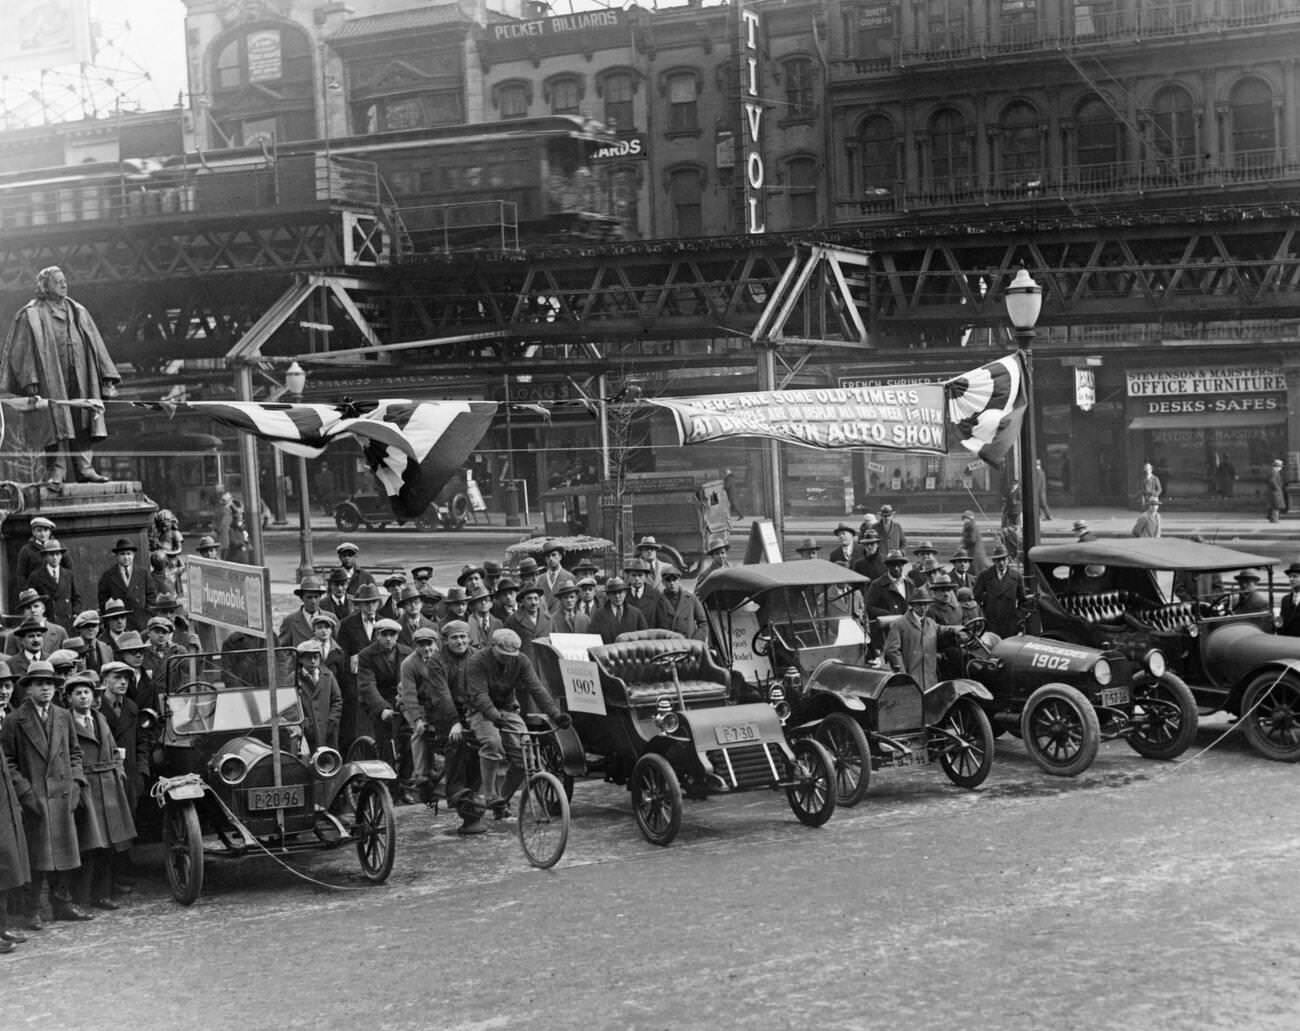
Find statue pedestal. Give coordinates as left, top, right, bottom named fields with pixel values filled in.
left=0, top=480, right=157, bottom=615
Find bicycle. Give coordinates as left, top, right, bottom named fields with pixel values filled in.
left=516, top=725, right=571, bottom=869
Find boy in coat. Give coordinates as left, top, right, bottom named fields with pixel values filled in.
left=0, top=661, right=92, bottom=926
left=293, top=640, right=342, bottom=752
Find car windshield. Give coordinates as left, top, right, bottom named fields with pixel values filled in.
left=167, top=685, right=303, bottom=736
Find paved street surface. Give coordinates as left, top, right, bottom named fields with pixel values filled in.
left=6, top=713, right=1299, bottom=1031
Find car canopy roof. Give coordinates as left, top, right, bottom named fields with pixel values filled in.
left=697, top=559, right=867, bottom=609
left=1029, top=538, right=1280, bottom=572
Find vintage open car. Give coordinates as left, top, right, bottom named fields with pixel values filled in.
left=532, top=630, right=837, bottom=846
left=151, top=648, right=398, bottom=904
left=1030, top=537, right=1300, bottom=763
left=696, top=560, right=997, bottom=804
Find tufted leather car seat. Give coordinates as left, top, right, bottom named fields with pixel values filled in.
left=590, top=637, right=730, bottom=708
left=615, top=629, right=685, bottom=643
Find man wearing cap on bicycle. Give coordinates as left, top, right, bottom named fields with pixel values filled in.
left=438, top=621, right=485, bottom=834
left=398, top=626, right=456, bottom=804
left=466, top=628, right=571, bottom=820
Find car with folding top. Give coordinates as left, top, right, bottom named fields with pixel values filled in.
left=150, top=647, right=398, bottom=904
left=531, top=629, right=838, bottom=846
left=1030, top=537, right=1300, bottom=763
left=696, top=560, right=998, bottom=803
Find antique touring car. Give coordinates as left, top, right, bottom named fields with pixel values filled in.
left=1030, top=538, right=1300, bottom=763
left=152, top=648, right=398, bottom=904
left=532, top=631, right=837, bottom=845
left=696, top=561, right=997, bottom=803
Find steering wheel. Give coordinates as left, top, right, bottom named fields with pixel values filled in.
left=959, top=618, right=992, bottom=655
left=751, top=627, right=772, bottom=657
left=173, top=681, right=208, bottom=695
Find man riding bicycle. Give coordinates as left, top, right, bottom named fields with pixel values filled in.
left=466, top=628, right=571, bottom=821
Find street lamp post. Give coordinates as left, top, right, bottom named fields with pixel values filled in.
left=1005, top=266, right=1043, bottom=628
left=284, top=361, right=316, bottom=582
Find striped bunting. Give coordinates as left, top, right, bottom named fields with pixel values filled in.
left=172, top=399, right=497, bottom=519
left=945, top=354, right=1026, bottom=468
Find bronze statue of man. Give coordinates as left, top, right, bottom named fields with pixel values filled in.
left=2, top=266, right=119, bottom=490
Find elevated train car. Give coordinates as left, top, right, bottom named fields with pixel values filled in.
left=0, top=115, right=625, bottom=251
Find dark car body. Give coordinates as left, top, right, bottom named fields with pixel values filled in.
left=698, top=561, right=998, bottom=801
left=1030, top=538, right=1300, bottom=762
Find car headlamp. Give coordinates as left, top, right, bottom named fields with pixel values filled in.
left=311, top=746, right=343, bottom=778
left=653, top=696, right=680, bottom=734
left=217, top=753, right=248, bottom=785
left=767, top=685, right=791, bottom=723
left=1144, top=649, right=1167, bottom=679
left=1093, top=658, right=1113, bottom=687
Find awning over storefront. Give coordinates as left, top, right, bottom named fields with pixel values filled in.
left=1128, top=412, right=1286, bottom=431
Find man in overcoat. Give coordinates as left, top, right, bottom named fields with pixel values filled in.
left=0, top=661, right=92, bottom=926
left=25, top=539, right=78, bottom=631
left=883, top=590, right=967, bottom=690
left=589, top=579, right=647, bottom=643
left=653, top=567, right=707, bottom=641
left=0, top=265, right=119, bottom=488
left=357, top=620, right=412, bottom=785
left=973, top=547, right=1026, bottom=638
left=397, top=627, right=457, bottom=802
left=864, top=550, right=913, bottom=655
left=276, top=576, right=326, bottom=650
left=1279, top=563, right=1300, bottom=637
left=0, top=660, right=30, bottom=951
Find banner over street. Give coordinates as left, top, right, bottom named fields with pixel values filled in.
left=651, top=386, right=947, bottom=453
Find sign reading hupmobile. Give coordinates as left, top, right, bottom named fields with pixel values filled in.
left=651, top=387, right=948, bottom=452
left=185, top=556, right=269, bottom=635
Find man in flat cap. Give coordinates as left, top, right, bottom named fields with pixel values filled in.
left=398, top=626, right=456, bottom=803
left=357, top=618, right=412, bottom=792
left=15, top=516, right=66, bottom=588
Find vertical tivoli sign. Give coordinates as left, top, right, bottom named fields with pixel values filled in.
left=740, top=2, right=765, bottom=234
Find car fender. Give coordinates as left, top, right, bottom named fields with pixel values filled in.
left=334, top=501, right=363, bottom=521
left=804, top=683, right=868, bottom=712
left=924, top=677, right=994, bottom=724
left=1227, top=657, right=1300, bottom=715
left=676, top=702, right=790, bottom=771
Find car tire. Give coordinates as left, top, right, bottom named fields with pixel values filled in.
left=354, top=780, right=396, bottom=883
left=162, top=800, right=204, bottom=906
left=630, top=753, right=682, bottom=846
left=1020, top=683, right=1100, bottom=777
left=334, top=506, right=361, bottom=533
left=814, top=713, right=871, bottom=807
left=784, top=738, right=837, bottom=827
left=1126, top=673, right=1199, bottom=761
left=935, top=696, right=995, bottom=789
left=1239, top=671, right=1300, bottom=762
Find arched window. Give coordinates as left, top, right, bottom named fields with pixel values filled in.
left=495, top=80, right=531, bottom=120
left=210, top=23, right=316, bottom=146
left=1230, top=77, right=1275, bottom=171
left=667, top=166, right=703, bottom=236
left=545, top=74, right=584, bottom=116
left=928, top=108, right=971, bottom=189
left=857, top=115, right=898, bottom=194
left=784, top=156, right=818, bottom=228
left=999, top=101, right=1041, bottom=183
left=1075, top=96, right=1121, bottom=185
left=1151, top=85, right=1197, bottom=175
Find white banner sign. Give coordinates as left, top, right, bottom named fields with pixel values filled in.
left=559, top=658, right=606, bottom=716
left=1126, top=366, right=1285, bottom=397
left=726, top=606, right=768, bottom=687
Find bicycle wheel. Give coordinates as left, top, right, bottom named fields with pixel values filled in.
left=517, top=771, right=570, bottom=869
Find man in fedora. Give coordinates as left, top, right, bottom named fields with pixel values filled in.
left=1280, top=563, right=1300, bottom=636
left=513, top=557, right=541, bottom=594
left=590, top=577, right=647, bottom=643
left=948, top=549, right=976, bottom=591
left=877, top=504, right=906, bottom=553
left=277, top=576, right=327, bottom=650
left=0, top=660, right=92, bottom=927
left=1233, top=569, right=1271, bottom=615
left=194, top=535, right=221, bottom=560
left=884, top=589, right=967, bottom=690
left=1073, top=520, right=1095, bottom=543
left=695, top=534, right=730, bottom=587
left=441, top=586, right=471, bottom=627
left=395, top=584, right=439, bottom=649
left=505, top=584, right=553, bottom=664
left=457, top=565, right=487, bottom=598
left=72, top=611, right=113, bottom=676
left=25, top=538, right=78, bottom=637
left=634, top=536, right=665, bottom=588
left=551, top=582, right=589, bottom=635
left=1131, top=497, right=1162, bottom=539
left=539, top=542, right=574, bottom=607
left=321, top=567, right=354, bottom=622
left=0, top=664, right=30, bottom=950
left=865, top=549, right=913, bottom=655
left=466, top=585, right=502, bottom=650
left=336, top=582, right=384, bottom=749
left=334, top=542, right=373, bottom=596
left=490, top=577, right=519, bottom=625
left=795, top=538, right=820, bottom=560
left=852, top=529, right=886, bottom=584
left=96, top=539, right=151, bottom=631
left=6, top=590, right=67, bottom=659
left=974, top=547, right=1025, bottom=637
left=98, top=599, right=131, bottom=648
left=1267, top=458, right=1288, bottom=523
left=8, top=619, right=55, bottom=695
left=378, top=573, right=407, bottom=623
left=829, top=523, right=859, bottom=567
